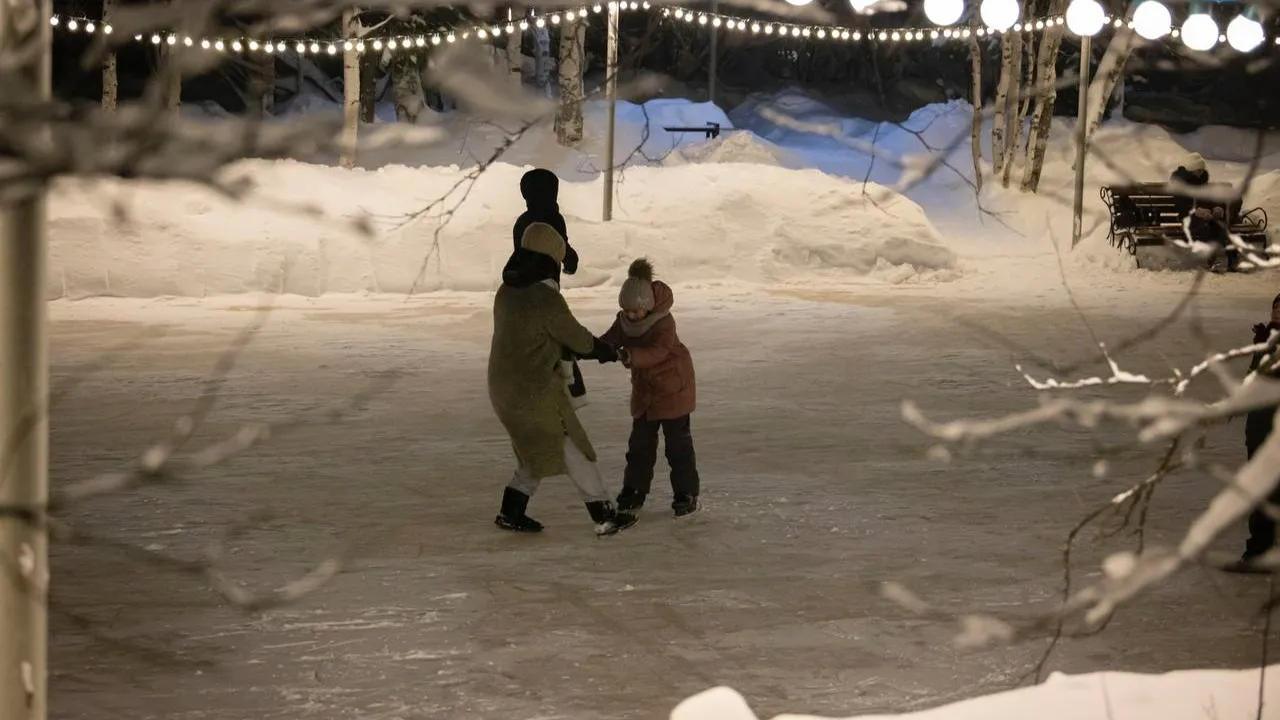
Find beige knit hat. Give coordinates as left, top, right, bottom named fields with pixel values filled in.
left=520, top=222, right=566, bottom=265
left=618, top=258, right=655, bottom=312
left=1181, top=152, right=1207, bottom=174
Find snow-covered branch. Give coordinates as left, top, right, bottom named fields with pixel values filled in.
left=895, top=323, right=1280, bottom=653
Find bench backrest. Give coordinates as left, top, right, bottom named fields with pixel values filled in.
left=1108, top=182, right=1244, bottom=228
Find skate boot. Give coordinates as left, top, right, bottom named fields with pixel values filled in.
left=586, top=500, right=638, bottom=537
left=494, top=487, right=543, bottom=533
left=672, top=494, right=700, bottom=519
left=616, top=486, right=646, bottom=512
left=1222, top=551, right=1272, bottom=575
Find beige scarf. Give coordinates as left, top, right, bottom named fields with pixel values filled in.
left=618, top=309, right=669, bottom=338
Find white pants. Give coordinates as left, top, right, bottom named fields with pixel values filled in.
left=507, top=437, right=609, bottom=504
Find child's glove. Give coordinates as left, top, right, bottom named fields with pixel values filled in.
left=1255, top=323, right=1271, bottom=343
left=618, top=347, right=632, bottom=367
left=590, top=337, right=619, bottom=364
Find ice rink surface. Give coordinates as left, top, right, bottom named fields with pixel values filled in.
left=45, top=286, right=1273, bottom=720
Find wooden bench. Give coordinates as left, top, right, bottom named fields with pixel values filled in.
left=1101, top=181, right=1269, bottom=271
left=661, top=122, right=721, bottom=139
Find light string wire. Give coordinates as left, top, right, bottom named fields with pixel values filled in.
left=47, top=2, right=1277, bottom=53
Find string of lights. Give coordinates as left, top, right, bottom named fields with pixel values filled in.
left=48, top=0, right=1278, bottom=55
left=49, top=2, right=650, bottom=55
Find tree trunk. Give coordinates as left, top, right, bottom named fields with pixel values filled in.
left=504, top=14, right=522, bottom=89
left=389, top=52, right=426, bottom=123
left=991, top=29, right=1022, bottom=172
left=165, top=45, right=182, bottom=110
left=554, top=17, right=586, bottom=146
left=1020, top=0, right=1069, bottom=193
left=0, top=1, right=51, bottom=719
left=1001, top=31, right=1036, bottom=188
left=340, top=8, right=360, bottom=168
left=1083, top=25, right=1135, bottom=145
left=969, top=38, right=983, bottom=192
left=251, top=53, right=275, bottom=118
left=533, top=25, right=552, bottom=97
left=359, top=52, right=377, bottom=123
left=101, top=0, right=117, bottom=111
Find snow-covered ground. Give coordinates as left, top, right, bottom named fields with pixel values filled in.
left=45, top=89, right=1280, bottom=719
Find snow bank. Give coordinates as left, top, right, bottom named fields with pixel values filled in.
left=662, top=131, right=806, bottom=169
left=672, top=666, right=1279, bottom=720
left=48, top=160, right=957, bottom=299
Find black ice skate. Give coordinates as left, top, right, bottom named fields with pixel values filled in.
left=495, top=487, right=543, bottom=533
left=1219, top=552, right=1273, bottom=575
left=616, top=486, right=646, bottom=512
left=672, top=494, right=700, bottom=519
left=586, top=500, right=638, bottom=537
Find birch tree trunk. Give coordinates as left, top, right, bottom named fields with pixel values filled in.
left=0, top=0, right=51, bottom=718
left=389, top=52, right=426, bottom=123
left=968, top=37, right=983, bottom=192
left=1083, top=25, right=1135, bottom=145
left=165, top=45, right=181, bottom=111
left=339, top=8, right=360, bottom=168
left=533, top=25, right=552, bottom=97
left=504, top=18, right=522, bottom=90
left=252, top=53, right=275, bottom=117
left=101, top=0, right=117, bottom=111
left=991, top=30, right=1022, bottom=172
left=359, top=53, right=377, bottom=123
left=1020, top=0, right=1069, bottom=193
left=1001, top=31, right=1035, bottom=187
left=554, top=17, right=586, bottom=146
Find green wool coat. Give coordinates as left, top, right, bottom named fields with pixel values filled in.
left=488, top=281, right=598, bottom=478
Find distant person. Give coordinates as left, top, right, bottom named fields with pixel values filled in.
left=1228, top=292, right=1280, bottom=573
left=489, top=222, right=638, bottom=537
left=600, top=258, right=702, bottom=519
left=511, top=168, right=589, bottom=408
left=1169, top=152, right=1234, bottom=270
left=513, top=168, right=579, bottom=274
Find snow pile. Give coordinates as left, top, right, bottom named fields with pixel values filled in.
left=662, top=130, right=806, bottom=170
left=48, top=160, right=957, bottom=299
left=672, top=666, right=1279, bottom=720
left=730, top=89, right=879, bottom=152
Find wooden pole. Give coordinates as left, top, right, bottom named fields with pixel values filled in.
left=0, top=0, right=52, bottom=717
left=602, top=1, right=619, bottom=221
left=1071, top=35, right=1091, bottom=249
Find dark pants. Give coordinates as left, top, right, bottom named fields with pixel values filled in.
left=623, top=415, right=700, bottom=498
left=1245, top=442, right=1280, bottom=558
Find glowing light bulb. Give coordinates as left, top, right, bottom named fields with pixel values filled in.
left=980, top=0, right=1020, bottom=31
left=67, top=19, right=78, bottom=30
left=785, top=0, right=812, bottom=5
left=1065, top=0, right=1105, bottom=36
left=1132, top=0, right=1171, bottom=40
left=1180, top=11, right=1219, bottom=51
left=1226, top=12, right=1264, bottom=52
left=924, top=0, right=964, bottom=26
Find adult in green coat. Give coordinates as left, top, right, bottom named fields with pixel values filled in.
left=489, top=222, right=639, bottom=537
